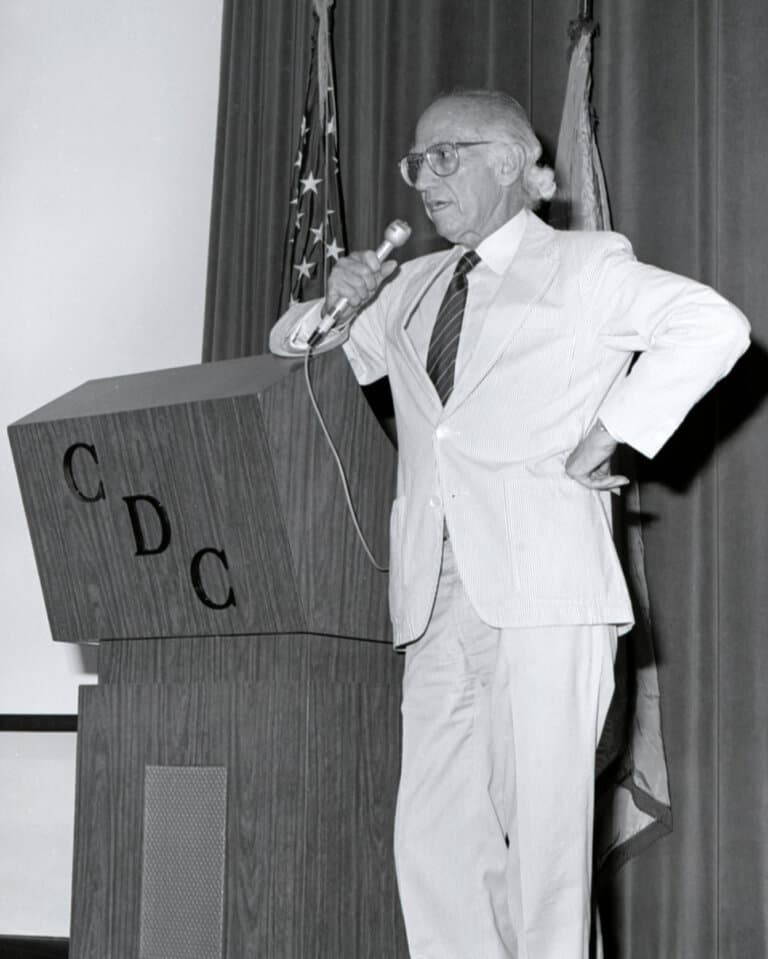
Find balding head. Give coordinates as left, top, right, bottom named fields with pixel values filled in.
left=407, top=90, right=555, bottom=246
left=422, top=90, right=555, bottom=209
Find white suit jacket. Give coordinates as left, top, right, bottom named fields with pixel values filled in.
left=271, top=211, right=750, bottom=646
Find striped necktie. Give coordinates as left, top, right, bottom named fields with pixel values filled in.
left=426, top=250, right=481, bottom=404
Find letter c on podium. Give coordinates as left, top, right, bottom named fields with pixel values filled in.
left=190, top=547, right=237, bottom=610
left=63, top=442, right=106, bottom=502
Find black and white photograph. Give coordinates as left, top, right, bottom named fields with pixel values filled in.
left=1, top=1, right=765, bottom=957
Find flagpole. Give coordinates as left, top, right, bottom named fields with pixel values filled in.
left=569, top=1, right=596, bottom=49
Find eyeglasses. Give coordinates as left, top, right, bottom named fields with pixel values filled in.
left=398, top=140, right=498, bottom=187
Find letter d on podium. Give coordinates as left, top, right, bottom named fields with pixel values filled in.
left=122, top=494, right=172, bottom=556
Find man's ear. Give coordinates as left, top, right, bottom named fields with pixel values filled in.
left=498, top=144, right=524, bottom=185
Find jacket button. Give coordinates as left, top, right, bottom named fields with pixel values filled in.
left=428, top=495, right=441, bottom=508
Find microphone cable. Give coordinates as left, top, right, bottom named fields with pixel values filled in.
left=296, top=220, right=411, bottom=574
left=302, top=341, right=389, bottom=573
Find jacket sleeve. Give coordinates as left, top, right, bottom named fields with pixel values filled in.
left=268, top=299, right=348, bottom=357
left=269, top=288, right=391, bottom=384
left=587, top=235, right=751, bottom=458
left=339, top=299, right=389, bottom=385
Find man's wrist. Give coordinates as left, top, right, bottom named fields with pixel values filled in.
left=591, top=418, right=619, bottom=454
left=595, top=418, right=617, bottom=442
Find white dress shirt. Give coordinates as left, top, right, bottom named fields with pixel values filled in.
left=406, top=211, right=528, bottom=378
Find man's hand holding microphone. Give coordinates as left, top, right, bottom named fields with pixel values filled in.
left=307, top=220, right=411, bottom=345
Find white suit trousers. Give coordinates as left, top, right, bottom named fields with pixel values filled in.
left=393, top=540, right=616, bottom=959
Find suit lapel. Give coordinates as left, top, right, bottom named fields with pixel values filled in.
left=395, top=248, right=460, bottom=410
left=447, top=214, right=560, bottom=412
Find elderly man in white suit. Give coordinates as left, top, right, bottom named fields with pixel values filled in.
left=271, top=90, right=749, bottom=959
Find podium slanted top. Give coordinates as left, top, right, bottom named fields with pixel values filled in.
left=9, top=350, right=395, bottom=645
left=14, top=353, right=302, bottom=423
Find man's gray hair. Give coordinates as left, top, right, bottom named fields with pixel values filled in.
left=437, top=89, right=557, bottom=208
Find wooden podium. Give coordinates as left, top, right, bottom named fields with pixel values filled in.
left=9, top=349, right=409, bottom=958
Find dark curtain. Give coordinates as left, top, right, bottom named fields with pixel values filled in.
left=203, top=0, right=578, bottom=359
left=203, top=1, right=768, bottom=956
left=594, top=4, right=768, bottom=958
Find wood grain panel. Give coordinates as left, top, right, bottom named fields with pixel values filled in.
left=302, top=682, right=406, bottom=958
left=223, top=682, right=308, bottom=958
left=71, top=678, right=408, bottom=958
left=8, top=399, right=303, bottom=641
left=8, top=352, right=396, bottom=645
left=11, top=352, right=408, bottom=956
left=98, top=634, right=404, bottom=688
left=261, top=350, right=397, bottom=642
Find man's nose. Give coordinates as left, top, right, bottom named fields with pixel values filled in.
left=414, top=160, right=437, bottom=192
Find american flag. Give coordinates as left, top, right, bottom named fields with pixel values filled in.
left=278, top=0, right=346, bottom=314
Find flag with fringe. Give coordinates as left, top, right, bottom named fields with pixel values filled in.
left=278, top=0, right=346, bottom=314
left=554, top=17, right=673, bottom=874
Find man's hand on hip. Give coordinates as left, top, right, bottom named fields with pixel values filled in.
left=565, top=420, right=629, bottom=494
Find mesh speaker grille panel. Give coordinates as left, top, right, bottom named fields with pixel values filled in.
left=139, top=765, right=227, bottom=959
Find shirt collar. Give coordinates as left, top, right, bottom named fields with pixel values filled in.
left=466, top=208, right=527, bottom=276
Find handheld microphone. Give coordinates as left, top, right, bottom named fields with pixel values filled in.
left=307, top=219, right=412, bottom=346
